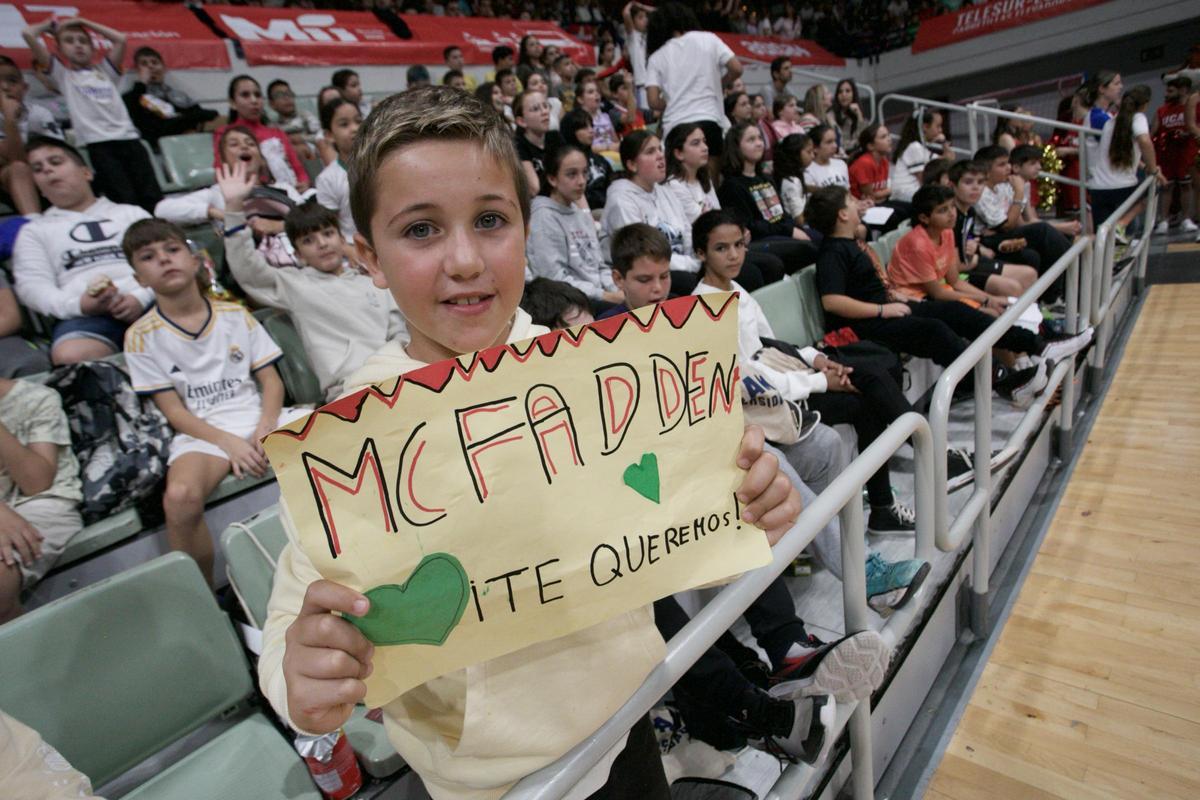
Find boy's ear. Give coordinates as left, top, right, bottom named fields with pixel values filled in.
left=610, top=268, right=624, bottom=290
left=355, top=233, right=388, bottom=289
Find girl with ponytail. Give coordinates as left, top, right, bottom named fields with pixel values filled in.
left=1089, top=84, right=1164, bottom=232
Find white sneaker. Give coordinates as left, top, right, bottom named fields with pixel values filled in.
left=1154, top=220, right=1169, bottom=235
left=1040, top=327, right=1095, bottom=363
left=1011, top=359, right=1050, bottom=408
left=769, top=630, right=891, bottom=703
left=1183, top=219, right=1199, bottom=233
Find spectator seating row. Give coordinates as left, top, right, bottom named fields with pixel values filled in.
left=221, top=508, right=406, bottom=779
left=0, top=552, right=324, bottom=799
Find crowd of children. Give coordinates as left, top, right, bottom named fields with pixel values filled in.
left=0, top=7, right=1182, bottom=797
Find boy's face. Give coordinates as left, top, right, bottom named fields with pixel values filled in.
left=518, top=92, right=551, bottom=134
left=613, top=257, right=671, bottom=310
left=774, top=62, right=792, bottom=84
left=556, top=58, right=577, bottom=80
left=497, top=54, right=515, bottom=71
left=632, top=8, right=648, bottom=31
left=499, top=73, right=519, bottom=98
left=269, top=84, right=296, bottom=117
left=987, top=156, right=1010, bottom=184
left=0, top=64, right=27, bottom=102
left=954, top=171, right=984, bottom=206
left=840, top=194, right=861, bottom=230
left=448, top=74, right=466, bottom=91
left=446, top=48, right=464, bottom=71
left=359, top=140, right=527, bottom=364
left=923, top=200, right=956, bottom=231
left=1015, top=159, right=1040, bottom=181
left=341, top=75, right=363, bottom=103
left=699, top=224, right=746, bottom=284
left=56, top=27, right=94, bottom=67
left=135, top=53, right=165, bottom=84
left=294, top=225, right=345, bottom=274
left=131, top=238, right=200, bottom=295
left=28, top=145, right=93, bottom=209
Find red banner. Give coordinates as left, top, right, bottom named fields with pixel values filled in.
left=912, top=0, right=1111, bottom=53
left=207, top=5, right=431, bottom=66
left=0, top=1, right=229, bottom=70
left=400, top=14, right=594, bottom=67
left=714, top=34, right=844, bottom=68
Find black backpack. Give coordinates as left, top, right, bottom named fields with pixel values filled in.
left=45, top=361, right=173, bottom=524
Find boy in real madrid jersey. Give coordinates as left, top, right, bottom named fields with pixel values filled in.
left=122, top=218, right=289, bottom=586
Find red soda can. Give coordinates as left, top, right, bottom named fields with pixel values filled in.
left=295, top=728, right=363, bottom=799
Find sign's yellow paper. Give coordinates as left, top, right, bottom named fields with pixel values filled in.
left=263, top=292, right=771, bottom=706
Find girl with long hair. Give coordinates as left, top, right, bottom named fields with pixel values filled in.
left=717, top=122, right=817, bottom=272
left=892, top=108, right=953, bottom=203
left=664, top=123, right=786, bottom=288
left=833, top=79, right=866, bottom=153
left=1090, top=84, right=1164, bottom=232
left=212, top=75, right=309, bottom=191
left=804, top=124, right=851, bottom=192
left=561, top=108, right=614, bottom=209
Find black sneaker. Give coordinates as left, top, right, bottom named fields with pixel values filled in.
left=737, top=693, right=834, bottom=765
left=867, top=498, right=916, bottom=534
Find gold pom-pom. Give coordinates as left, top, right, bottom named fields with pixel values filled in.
left=1039, top=143, right=1062, bottom=213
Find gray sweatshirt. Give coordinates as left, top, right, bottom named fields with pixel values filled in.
left=526, top=195, right=617, bottom=300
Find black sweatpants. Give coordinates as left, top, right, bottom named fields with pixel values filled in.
left=806, top=361, right=911, bottom=507
left=87, top=139, right=163, bottom=212
left=585, top=714, right=670, bottom=799
left=982, top=221, right=1071, bottom=299
left=852, top=300, right=1043, bottom=366
left=653, top=577, right=808, bottom=750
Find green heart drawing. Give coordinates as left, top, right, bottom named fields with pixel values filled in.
left=623, top=452, right=660, bottom=504
left=347, top=553, right=469, bottom=646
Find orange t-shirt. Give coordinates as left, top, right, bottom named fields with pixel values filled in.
left=887, top=225, right=961, bottom=300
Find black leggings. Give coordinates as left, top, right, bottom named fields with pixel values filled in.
left=806, top=361, right=911, bottom=507
left=585, top=714, right=670, bottom=799
left=982, top=221, right=1071, bottom=301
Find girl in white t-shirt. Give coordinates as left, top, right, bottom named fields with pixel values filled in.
left=891, top=108, right=953, bottom=203
left=663, top=122, right=720, bottom=222
left=1089, top=84, right=1165, bottom=231
left=803, top=125, right=851, bottom=190
left=314, top=97, right=363, bottom=242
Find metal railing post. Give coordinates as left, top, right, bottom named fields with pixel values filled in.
left=838, top=498, right=874, bottom=800
left=1078, top=136, right=1090, bottom=235
left=967, top=105, right=978, bottom=155
left=1059, top=246, right=1082, bottom=455
left=969, top=356, right=992, bottom=638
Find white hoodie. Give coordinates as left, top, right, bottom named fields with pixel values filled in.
left=258, top=310, right=666, bottom=800
left=13, top=197, right=152, bottom=320
left=599, top=179, right=701, bottom=273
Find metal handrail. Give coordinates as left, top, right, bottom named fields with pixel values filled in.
left=503, top=413, right=936, bottom=800
left=877, top=93, right=975, bottom=157
left=929, top=236, right=1090, bottom=548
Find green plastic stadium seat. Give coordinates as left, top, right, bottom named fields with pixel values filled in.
left=54, top=506, right=142, bottom=569
left=253, top=308, right=325, bottom=406
left=0, top=553, right=318, bottom=797
left=872, top=220, right=912, bottom=268
left=792, top=266, right=828, bottom=348
left=220, top=511, right=406, bottom=778
left=159, top=133, right=217, bottom=191
left=208, top=469, right=276, bottom=505
left=140, top=138, right=182, bottom=193
left=124, top=715, right=317, bottom=800
left=751, top=275, right=809, bottom=347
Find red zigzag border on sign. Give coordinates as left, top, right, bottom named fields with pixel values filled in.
left=267, top=293, right=737, bottom=445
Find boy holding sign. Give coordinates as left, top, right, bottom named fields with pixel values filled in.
left=260, top=87, right=805, bottom=798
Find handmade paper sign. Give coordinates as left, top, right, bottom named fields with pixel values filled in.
left=263, top=292, right=770, bottom=706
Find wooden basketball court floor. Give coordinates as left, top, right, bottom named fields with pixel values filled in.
left=925, top=284, right=1200, bottom=800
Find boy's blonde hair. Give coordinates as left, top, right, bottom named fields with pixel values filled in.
left=349, top=85, right=529, bottom=246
